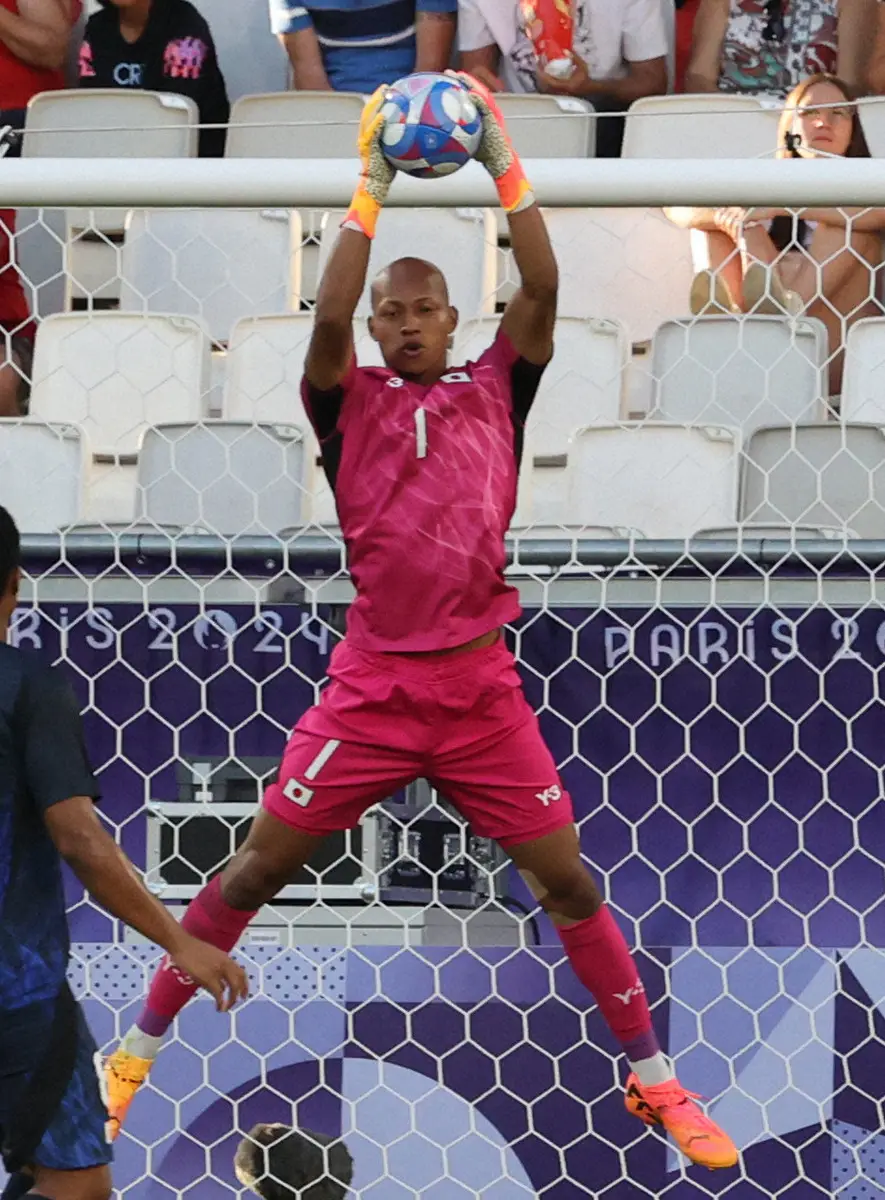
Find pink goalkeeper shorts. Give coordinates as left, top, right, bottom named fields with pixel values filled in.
left=262, top=636, right=574, bottom=848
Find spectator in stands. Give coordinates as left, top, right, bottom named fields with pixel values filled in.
left=685, top=0, right=874, bottom=96
left=0, top=0, right=80, bottom=145
left=0, top=209, right=33, bottom=417
left=0, top=0, right=79, bottom=414
left=269, top=0, right=457, bottom=93
left=868, top=0, right=885, bottom=91
left=675, top=0, right=702, bottom=90
left=457, top=0, right=668, bottom=157
left=78, top=0, right=229, bottom=156
left=667, top=73, right=883, bottom=394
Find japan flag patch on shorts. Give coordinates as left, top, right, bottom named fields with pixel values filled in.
left=283, top=778, right=314, bottom=807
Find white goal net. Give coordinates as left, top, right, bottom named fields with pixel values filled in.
left=3, top=105, right=885, bottom=1197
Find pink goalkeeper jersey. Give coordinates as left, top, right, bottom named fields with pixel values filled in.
left=301, top=329, right=546, bottom=652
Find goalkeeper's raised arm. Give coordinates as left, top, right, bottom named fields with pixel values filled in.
left=455, top=71, right=559, bottom=368
left=305, top=86, right=395, bottom=392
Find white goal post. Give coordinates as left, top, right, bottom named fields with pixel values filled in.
left=4, top=156, right=885, bottom=207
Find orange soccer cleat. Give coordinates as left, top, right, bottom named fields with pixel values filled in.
left=625, top=1073, right=739, bottom=1170
left=103, top=1045, right=155, bottom=1140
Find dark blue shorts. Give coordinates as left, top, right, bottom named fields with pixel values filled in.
left=0, top=995, right=112, bottom=1172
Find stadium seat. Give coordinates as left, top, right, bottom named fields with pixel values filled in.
left=23, top=89, right=199, bottom=306
left=224, top=314, right=314, bottom=425
left=496, top=95, right=596, bottom=158
left=226, top=91, right=365, bottom=158
left=858, top=97, right=885, bottom=158
left=455, top=315, right=628, bottom=452
left=740, top=424, right=885, bottom=537
left=621, top=94, right=780, bottom=159
left=838, top=317, right=885, bottom=421
left=695, top=522, right=856, bottom=540
left=0, top=420, right=88, bottom=533
left=223, top=314, right=388, bottom=527
left=650, top=315, right=828, bottom=433
left=567, top=423, right=740, bottom=537
left=317, top=208, right=497, bottom=321
left=29, top=313, right=209, bottom=520
left=22, top=88, right=198, bottom=157
left=120, top=209, right=303, bottom=344
left=136, top=421, right=309, bottom=536
left=543, top=208, right=694, bottom=343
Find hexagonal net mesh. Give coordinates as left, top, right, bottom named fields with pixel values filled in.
left=2, top=171, right=885, bottom=1197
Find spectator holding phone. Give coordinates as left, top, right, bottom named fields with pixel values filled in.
left=457, top=0, right=668, bottom=157
left=667, top=73, right=884, bottom=395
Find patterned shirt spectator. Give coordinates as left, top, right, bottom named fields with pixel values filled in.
left=79, top=0, right=230, bottom=156
left=686, top=0, right=874, bottom=97
left=269, top=0, right=457, bottom=93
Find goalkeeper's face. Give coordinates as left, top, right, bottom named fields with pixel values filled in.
left=369, top=257, right=458, bottom=384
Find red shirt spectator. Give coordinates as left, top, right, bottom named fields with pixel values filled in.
left=0, top=0, right=79, bottom=415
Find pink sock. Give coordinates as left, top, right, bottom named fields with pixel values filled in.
left=559, top=905, right=662, bottom=1063
left=137, top=876, right=257, bottom=1036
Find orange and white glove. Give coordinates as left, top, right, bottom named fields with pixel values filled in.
left=342, top=84, right=396, bottom=239
left=450, top=70, right=535, bottom=214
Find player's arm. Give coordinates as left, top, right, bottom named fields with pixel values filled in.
left=457, top=71, right=558, bottom=365
left=23, top=669, right=248, bottom=1010
left=304, top=88, right=395, bottom=390
left=0, top=0, right=73, bottom=71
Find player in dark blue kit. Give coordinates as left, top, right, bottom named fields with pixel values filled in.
left=0, top=505, right=248, bottom=1200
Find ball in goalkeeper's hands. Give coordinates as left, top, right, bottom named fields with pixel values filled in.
left=379, top=72, right=482, bottom=179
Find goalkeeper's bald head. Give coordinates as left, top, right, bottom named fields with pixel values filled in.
left=235, top=1123, right=354, bottom=1200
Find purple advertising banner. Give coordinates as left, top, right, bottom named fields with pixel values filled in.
left=5, top=600, right=884, bottom=1196
left=12, top=600, right=885, bottom=948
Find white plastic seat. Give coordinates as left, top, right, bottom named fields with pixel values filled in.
left=317, top=208, right=497, bottom=321
left=568, top=423, right=740, bottom=537
left=23, top=88, right=198, bottom=158
left=120, top=210, right=303, bottom=344
left=695, top=523, right=855, bottom=540
left=544, top=209, right=695, bottom=343
left=622, top=94, right=780, bottom=160
left=650, top=315, right=827, bottom=434
left=456, top=315, right=627, bottom=453
left=23, top=89, right=199, bottom=305
left=740, top=423, right=885, bottom=537
left=496, top=95, right=596, bottom=158
left=29, top=313, right=209, bottom=521
left=858, top=97, right=885, bottom=158
left=0, top=420, right=88, bottom=533
left=136, top=421, right=308, bottom=536
left=224, top=314, right=315, bottom=424
left=838, top=317, right=885, bottom=421
left=226, top=91, right=365, bottom=158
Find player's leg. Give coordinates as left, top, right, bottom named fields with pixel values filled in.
left=0, top=999, right=113, bottom=1200
left=106, top=727, right=421, bottom=1137
left=428, top=643, right=738, bottom=1170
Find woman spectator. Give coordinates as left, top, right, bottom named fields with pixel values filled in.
left=667, top=73, right=884, bottom=395
left=685, top=0, right=874, bottom=97
left=78, top=0, right=229, bottom=156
